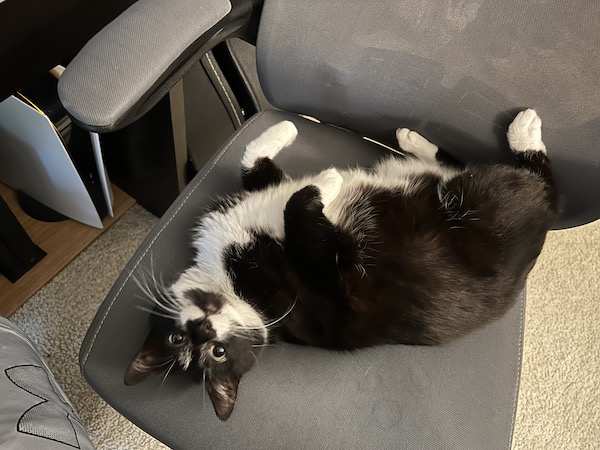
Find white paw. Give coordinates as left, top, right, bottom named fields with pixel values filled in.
left=312, top=168, right=343, bottom=208
left=396, top=128, right=438, bottom=161
left=507, top=109, right=546, bottom=153
left=241, top=121, right=298, bottom=169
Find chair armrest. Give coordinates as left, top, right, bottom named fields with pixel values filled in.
left=58, top=0, right=263, bottom=132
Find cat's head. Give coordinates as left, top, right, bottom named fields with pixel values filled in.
left=125, top=287, right=267, bottom=420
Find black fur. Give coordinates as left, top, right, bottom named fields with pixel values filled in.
left=242, top=157, right=286, bottom=191
left=126, top=113, right=560, bottom=420
left=229, top=158, right=558, bottom=349
left=185, top=289, right=224, bottom=315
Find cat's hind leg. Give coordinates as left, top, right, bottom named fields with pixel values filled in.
left=507, top=109, right=546, bottom=154
left=241, top=121, right=297, bottom=191
left=506, top=109, right=553, bottom=180
left=396, top=128, right=464, bottom=168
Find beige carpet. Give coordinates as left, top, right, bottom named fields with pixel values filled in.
left=512, top=219, right=600, bottom=450
left=9, top=204, right=600, bottom=450
left=10, top=205, right=167, bottom=450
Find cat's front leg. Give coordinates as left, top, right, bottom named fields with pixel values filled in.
left=396, top=128, right=464, bottom=169
left=241, top=121, right=297, bottom=191
left=396, top=128, right=439, bottom=162
left=283, top=169, right=344, bottom=282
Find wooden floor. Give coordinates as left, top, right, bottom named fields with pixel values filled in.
left=0, top=183, right=135, bottom=317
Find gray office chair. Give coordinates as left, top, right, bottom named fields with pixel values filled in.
left=58, top=1, right=600, bottom=448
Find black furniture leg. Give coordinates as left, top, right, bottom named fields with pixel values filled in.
left=0, top=195, right=46, bottom=282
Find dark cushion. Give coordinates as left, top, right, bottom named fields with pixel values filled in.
left=80, top=110, right=524, bottom=449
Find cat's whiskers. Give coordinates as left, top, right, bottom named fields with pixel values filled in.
left=155, top=270, right=183, bottom=309
left=161, top=359, right=178, bottom=387
left=135, top=305, right=177, bottom=320
left=135, top=357, right=175, bottom=372
left=233, top=296, right=297, bottom=332
left=264, top=296, right=297, bottom=329
left=202, top=369, right=207, bottom=408
left=249, top=350, right=260, bottom=367
left=146, top=254, right=183, bottom=308
left=136, top=286, right=180, bottom=316
left=251, top=343, right=273, bottom=348
left=335, top=251, right=342, bottom=276
left=133, top=272, right=182, bottom=318
left=138, top=288, right=180, bottom=317
left=355, top=263, right=367, bottom=278
left=446, top=207, right=479, bottom=224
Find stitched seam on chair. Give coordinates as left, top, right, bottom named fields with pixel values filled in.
left=205, top=52, right=242, bottom=127
left=81, top=112, right=265, bottom=367
left=508, top=290, right=525, bottom=450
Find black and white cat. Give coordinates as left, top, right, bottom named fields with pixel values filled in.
left=125, top=109, right=559, bottom=420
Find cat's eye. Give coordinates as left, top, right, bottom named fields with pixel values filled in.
left=168, top=333, right=184, bottom=345
left=209, top=343, right=227, bottom=362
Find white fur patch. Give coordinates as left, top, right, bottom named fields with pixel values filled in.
left=507, top=109, right=546, bottom=153
left=210, top=301, right=265, bottom=341
left=241, top=121, right=298, bottom=169
left=178, top=346, right=193, bottom=370
left=372, top=156, right=458, bottom=186
left=326, top=157, right=459, bottom=232
left=209, top=310, right=235, bottom=341
left=179, top=305, right=206, bottom=324
left=312, top=168, right=343, bottom=208
left=396, top=128, right=439, bottom=161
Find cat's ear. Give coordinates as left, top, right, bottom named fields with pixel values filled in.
left=124, top=336, right=168, bottom=385
left=206, top=373, right=240, bottom=421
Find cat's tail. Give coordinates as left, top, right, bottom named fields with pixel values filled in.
left=240, top=121, right=297, bottom=191
left=241, top=121, right=297, bottom=170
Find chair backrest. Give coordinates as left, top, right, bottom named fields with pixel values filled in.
left=256, top=0, right=600, bottom=229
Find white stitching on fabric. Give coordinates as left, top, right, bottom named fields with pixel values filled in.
left=205, top=52, right=243, bottom=127
left=508, top=290, right=525, bottom=449
left=81, top=112, right=264, bottom=367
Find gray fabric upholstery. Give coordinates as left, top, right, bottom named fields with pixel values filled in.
left=257, top=0, right=600, bottom=229
left=1, top=317, right=95, bottom=450
left=81, top=110, right=524, bottom=450
left=58, top=0, right=231, bottom=130
left=73, top=1, right=600, bottom=447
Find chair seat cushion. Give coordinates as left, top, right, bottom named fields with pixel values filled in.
left=80, top=110, right=524, bottom=449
